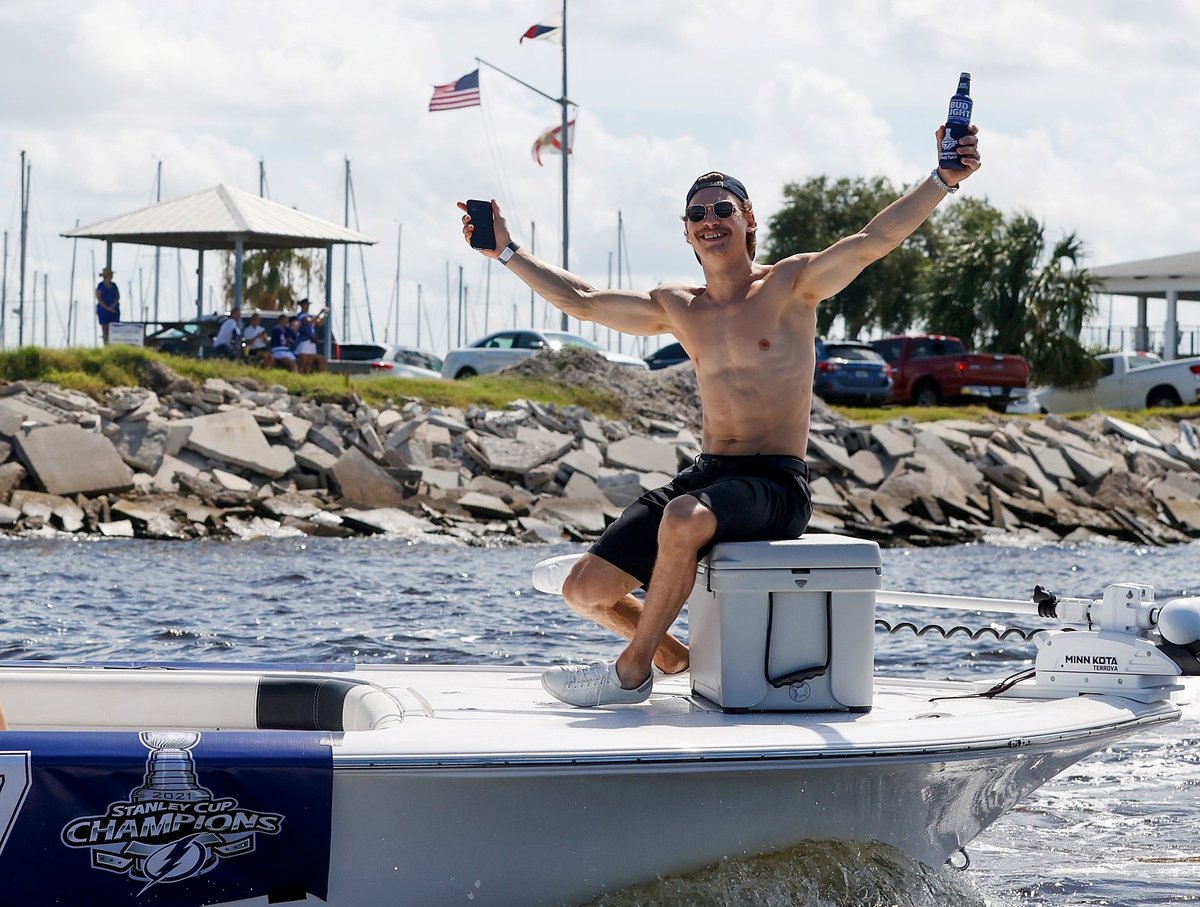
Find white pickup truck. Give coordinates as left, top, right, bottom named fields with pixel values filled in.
left=1034, top=351, right=1200, bottom=413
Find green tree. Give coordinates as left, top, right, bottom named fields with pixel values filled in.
left=221, top=248, right=321, bottom=311
left=760, top=176, right=939, bottom=337
left=922, top=205, right=1101, bottom=387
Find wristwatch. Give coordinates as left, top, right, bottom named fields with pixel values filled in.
left=930, top=168, right=959, bottom=194
left=498, top=242, right=520, bottom=265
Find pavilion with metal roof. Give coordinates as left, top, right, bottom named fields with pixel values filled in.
left=62, top=184, right=375, bottom=357
left=1091, top=250, right=1200, bottom=359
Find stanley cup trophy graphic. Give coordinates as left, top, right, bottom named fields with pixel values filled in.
left=133, top=732, right=213, bottom=804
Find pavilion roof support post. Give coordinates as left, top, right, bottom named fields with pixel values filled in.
left=1136, top=295, right=1148, bottom=353
left=1166, top=290, right=1179, bottom=360
left=196, top=250, right=205, bottom=323
left=323, top=244, right=333, bottom=360
left=234, top=238, right=244, bottom=312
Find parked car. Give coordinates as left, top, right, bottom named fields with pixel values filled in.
left=327, top=343, right=443, bottom=380
left=813, top=339, right=894, bottom=405
left=869, top=334, right=1030, bottom=411
left=1032, top=351, right=1200, bottom=414
left=441, top=330, right=649, bottom=380
left=645, top=342, right=690, bottom=370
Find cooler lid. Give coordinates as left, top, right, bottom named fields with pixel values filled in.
left=702, top=533, right=882, bottom=572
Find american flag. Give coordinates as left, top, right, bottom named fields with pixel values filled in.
left=428, top=69, right=480, bottom=112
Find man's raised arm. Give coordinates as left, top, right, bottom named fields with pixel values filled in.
left=458, top=200, right=672, bottom=336
left=781, top=124, right=981, bottom=305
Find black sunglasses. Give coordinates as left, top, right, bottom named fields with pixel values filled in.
left=685, top=201, right=736, bottom=222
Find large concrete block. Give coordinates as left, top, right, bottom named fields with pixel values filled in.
left=15, top=424, right=134, bottom=496
left=178, top=409, right=293, bottom=478
left=330, top=447, right=410, bottom=508
left=604, top=436, right=678, bottom=475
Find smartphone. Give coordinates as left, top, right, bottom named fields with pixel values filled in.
left=466, top=199, right=497, bottom=250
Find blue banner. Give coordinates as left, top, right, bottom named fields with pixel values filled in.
left=0, top=730, right=331, bottom=905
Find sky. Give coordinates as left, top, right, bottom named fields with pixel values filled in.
left=2, top=0, right=1199, bottom=355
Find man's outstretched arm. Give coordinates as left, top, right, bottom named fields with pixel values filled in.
left=458, top=200, right=673, bottom=336
left=780, top=124, right=981, bottom=305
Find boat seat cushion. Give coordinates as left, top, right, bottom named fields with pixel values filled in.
left=256, top=677, right=403, bottom=731
left=0, top=669, right=403, bottom=732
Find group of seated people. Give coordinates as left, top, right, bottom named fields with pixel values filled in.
left=212, top=298, right=327, bottom=374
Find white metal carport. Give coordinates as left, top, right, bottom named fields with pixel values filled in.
left=1091, top=250, right=1200, bottom=359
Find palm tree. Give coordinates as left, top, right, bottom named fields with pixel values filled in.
left=762, top=176, right=937, bottom=337
left=221, top=249, right=320, bottom=312
left=923, top=205, right=1101, bottom=388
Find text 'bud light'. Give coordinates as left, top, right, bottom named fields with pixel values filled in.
left=939, top=72, right=972, bottom=171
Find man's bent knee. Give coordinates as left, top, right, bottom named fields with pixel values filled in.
left=658, top=496, right=717, bottom=549
left=562, top=555, right=638, bottom=617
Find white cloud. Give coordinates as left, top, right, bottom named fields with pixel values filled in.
left=3, top=0, right=1200, bottom=351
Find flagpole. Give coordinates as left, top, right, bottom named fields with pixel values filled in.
left=559, top=0, right=569, bottom=330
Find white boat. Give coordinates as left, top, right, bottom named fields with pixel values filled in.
left=0, top=534, right=1196, bottom=907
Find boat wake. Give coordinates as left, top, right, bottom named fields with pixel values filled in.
left=584, top=840, right=988, bottom=907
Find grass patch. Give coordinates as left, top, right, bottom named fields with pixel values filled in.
left=829, top=403, right=1014, bottom=424
left=1086, top=404, right=1200, bottom=426
left=0, top=346, right=626, bottom=417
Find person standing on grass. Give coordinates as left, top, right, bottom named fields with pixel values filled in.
left=95, top=267, right=120, bottom=344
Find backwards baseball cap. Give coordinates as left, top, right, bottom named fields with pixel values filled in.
left=686, top=172, right=750, bottom=205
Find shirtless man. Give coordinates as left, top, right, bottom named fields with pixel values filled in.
left=460, top=124, right=980, bottom=707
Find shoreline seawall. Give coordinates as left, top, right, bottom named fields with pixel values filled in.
left=1, top=358, right=1198, bottom=547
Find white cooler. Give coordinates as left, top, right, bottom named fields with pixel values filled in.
left=687, top=533, right=882, bottom=712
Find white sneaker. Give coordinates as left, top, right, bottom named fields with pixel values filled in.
left=541, top=661, right=653, bottom=708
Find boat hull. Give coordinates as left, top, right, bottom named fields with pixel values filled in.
left=315, top=736, right=1124, bottom=907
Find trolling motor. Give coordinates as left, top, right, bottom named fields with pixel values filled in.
left=878, top=583, right=1200, bottom=703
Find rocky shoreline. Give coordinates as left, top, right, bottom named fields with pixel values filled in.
left=0, top=355, right=1198, bottom=547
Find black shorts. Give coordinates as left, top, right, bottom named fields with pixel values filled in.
left=589, top=453, right=813, bottom=589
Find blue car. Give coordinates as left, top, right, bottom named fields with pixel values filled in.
left=814, top=339, right=893, bottom=405
left=644, top=341, right=690, bottom=370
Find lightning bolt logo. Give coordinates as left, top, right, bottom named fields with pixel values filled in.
left=137, top=835, right=207, bottom=896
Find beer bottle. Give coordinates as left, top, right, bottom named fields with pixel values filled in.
left=939, top=72, right=972, bottom=170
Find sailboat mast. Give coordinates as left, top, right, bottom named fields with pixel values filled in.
left=559, top=0, right=569, bottom=331
left=343, top=157, right=350, bottom=340
left=67, top=219, right=79, bottom=346
left=1, top=230, right=8, bottom=349
left=18, top=151, right=29, bottom=347
left=391, top=223, right=402, bottom=344
left=416, top=283, right=423, bottom=350
left=153, top=160, right=162, bottom=325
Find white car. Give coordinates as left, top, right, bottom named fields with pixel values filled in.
left=441, top=330, right=649, bottom=380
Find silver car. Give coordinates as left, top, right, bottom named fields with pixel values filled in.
left=442, top=330, right=649, bottom=380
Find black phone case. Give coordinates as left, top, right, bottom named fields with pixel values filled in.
left=466, top=200, right=496, bottom=250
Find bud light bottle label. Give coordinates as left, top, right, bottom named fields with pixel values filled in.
left=939, top=72, right=972, bottom=170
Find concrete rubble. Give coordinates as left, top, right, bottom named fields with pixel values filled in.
left=0, top=366, right=1199, bottom=549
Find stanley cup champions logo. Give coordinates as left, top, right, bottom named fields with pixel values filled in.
left=61, top=732, right=284, bottom=894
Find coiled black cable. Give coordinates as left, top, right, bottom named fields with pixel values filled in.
left=874, top=619, right=1048, bottom=643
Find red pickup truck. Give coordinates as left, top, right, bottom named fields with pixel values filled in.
left=869, top=335, right=1030, bottom=410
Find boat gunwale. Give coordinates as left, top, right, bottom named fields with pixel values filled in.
left=330, top=704, right=1179, bottom=771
